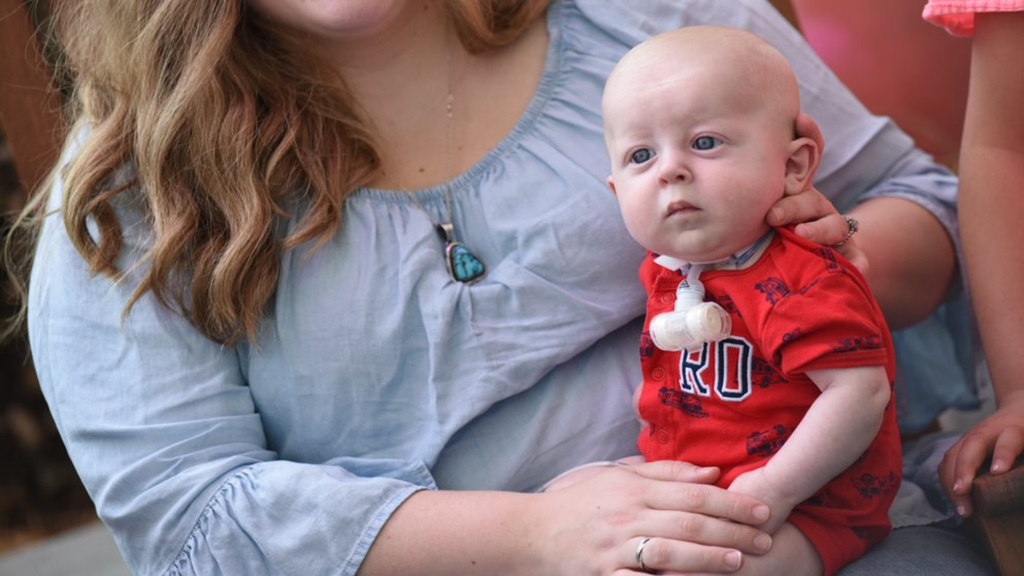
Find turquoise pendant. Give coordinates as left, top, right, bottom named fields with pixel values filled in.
left=438, top=223, right=486, bottom=283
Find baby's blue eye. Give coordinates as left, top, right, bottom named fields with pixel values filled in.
left=693, top=136, right=722, bottom=151
left=630, top=149, right=653, bottom=164
left=630, top=148, right=654, bottom=164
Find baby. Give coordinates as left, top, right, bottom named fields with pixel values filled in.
left=603, top=26, right=902, bottom=575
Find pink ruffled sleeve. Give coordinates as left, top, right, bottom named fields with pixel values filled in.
left=923, top=0, right=1024, bottom=36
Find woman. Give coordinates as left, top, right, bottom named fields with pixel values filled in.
left=6, top=0, right=985, bottom=574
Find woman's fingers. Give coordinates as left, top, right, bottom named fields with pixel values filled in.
left=638, top=508, right=773, bottom=554
left=762, top=143, right=871, bottom=273
left=625, top=460, right=773, bottom=559
left=621, top=535, right=745, bottom=575
left=770, top=207, right=869, bottom=273
left=648, top=478, right=772, bottom=529
left=631, top=460, right=771, bottom=527
left=766, top=188, right=834, bottom=228
left=630, top=459, right=721, bottom=484
left=791, top=212, right=851, bottom=246
left=535, top=461, right=773, bottom=574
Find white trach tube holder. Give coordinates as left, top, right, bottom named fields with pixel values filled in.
left=649, top=263, right=732, bottom=352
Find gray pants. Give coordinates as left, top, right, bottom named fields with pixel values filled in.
left=841, top=431, right=996, bottom=575
left=840, top=525, right=995, bottom=575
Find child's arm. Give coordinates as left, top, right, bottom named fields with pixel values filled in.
left=941, top=10, right=1024, bottom=518
left=728, top=366, right=890, bottom=533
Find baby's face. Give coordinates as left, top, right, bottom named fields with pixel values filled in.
left=605, top=41, right=796, bottom=263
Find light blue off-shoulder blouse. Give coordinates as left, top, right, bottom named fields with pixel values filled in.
left=29, top=0, right=974, bottom=574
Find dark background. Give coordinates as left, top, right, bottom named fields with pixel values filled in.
left=0, top=131, right=96, bottom=553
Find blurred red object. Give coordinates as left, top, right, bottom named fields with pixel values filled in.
left=794, top=0, right=971, bottom=170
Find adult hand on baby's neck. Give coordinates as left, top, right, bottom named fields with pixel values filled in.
left=767, top=113, right=869, bottom=273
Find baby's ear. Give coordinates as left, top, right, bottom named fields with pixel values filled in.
left=784, top=136, right=821, bottom=194
left=607, top=175, right=618, bottom=196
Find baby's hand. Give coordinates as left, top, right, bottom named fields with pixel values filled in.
left=728, top=468, right=796, bottom=534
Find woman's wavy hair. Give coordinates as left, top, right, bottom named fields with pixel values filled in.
left=3, top=0, right=549, bottom=345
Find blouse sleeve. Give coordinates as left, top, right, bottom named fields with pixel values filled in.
left=29, top=169, right=430, bottom=575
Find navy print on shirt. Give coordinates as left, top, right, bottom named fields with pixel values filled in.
left=659, top=387, right=710, bottom=418
left=852, top=472, right=900, bottom=499
left=746, top=424, right=789, bottom=458
left=814, top=246, right=842, bottom=271
left=834, top=335, right=885, bottom=354
left=755, top=277, right=790, bottom=305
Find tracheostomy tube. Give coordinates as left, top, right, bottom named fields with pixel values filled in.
left=649, top=263, right=732, bottom=352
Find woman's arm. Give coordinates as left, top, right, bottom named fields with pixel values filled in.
left=939, top=10, right=1024, bottom=518
left=847, top=196, right=956, bottom=330
left=28, top=186, right=426, bottom=575
left=360, top=462, right=773, bottom=575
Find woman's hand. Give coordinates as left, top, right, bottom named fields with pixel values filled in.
left=940, top=391, right=1024, bottom=517
left=531, top=460, right=773, bottom=575
left=766, top=113, right=869, bottom=273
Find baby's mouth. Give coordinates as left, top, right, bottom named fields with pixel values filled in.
left=665, top=200, right=698, bottom=217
